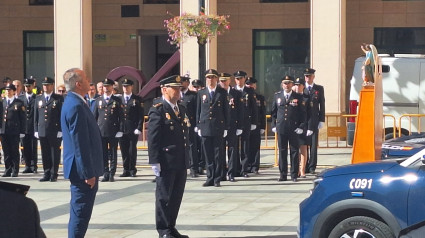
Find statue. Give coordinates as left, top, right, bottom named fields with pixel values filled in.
left=361, top=43, right=375, bottom=85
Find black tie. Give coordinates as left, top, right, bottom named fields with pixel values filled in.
left=45, top=96, right=49, bottom=102
left=286, top=94, right=289, bottom=100
left=308, top=86, right=312, bottom=94
left=210, top=91, right=215, bottom=99
left=173, top=105, right=179, bottom=117
left=105, top=97, right=109, bottom=103
left=126, top=96, right=129, bottom=104
left=7, top=99, right=10, bottom=106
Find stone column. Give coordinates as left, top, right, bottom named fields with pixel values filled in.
left=180, top=0, right=200, bottom=79
left=205, top=0, right=218, bottom=71
left=54, top=0, right=92, bottom=85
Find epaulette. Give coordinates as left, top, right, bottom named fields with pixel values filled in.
left=153, top=103, right=162, bottom=108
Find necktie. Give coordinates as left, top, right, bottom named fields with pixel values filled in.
left=173, top=105, right=179, bottom=117
left=105, top=97, right=109, bottom=103
left=7, top=99, right=10, bottom=106
left=126, top=96, right=129, bottom=104
left=210, top=90, right=215, bottom=99
left=308, top=86, right=312, bottom=93
left=286, top=94, right=289, bottom=100
left=45, top=96, right=49, bottom=102
left=28, top=96, right=31, bottom=102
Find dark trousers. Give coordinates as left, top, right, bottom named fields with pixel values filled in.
left=69, top=178, right=98, bottom=238
left=278, top=131, right=299, bottom=179
left=238, top=130, right=251, bottom=174
left=249, top=128, right=261, bottom=172
left=196, top=135, right=205, bottom=170
left=307, top=129, right=319, bottom=172
left=119, top=133, right=138, bottom=174
left=202, top=135, right=223, bottom=185
left=2, top=134, right=20, bottom=175
left=22, top=133, right=38, bottom=170
left=155, top=169, right=187, bottom=236
left=102, top=137, right=118, bottom=176
left=39, top=136, right=61, bottom=178
left=221, top=129, right=239, bottom=178
left=188, top=129, right=199, bottom=173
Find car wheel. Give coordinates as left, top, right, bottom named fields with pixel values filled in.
left=329, top=216, right=395, bottom=238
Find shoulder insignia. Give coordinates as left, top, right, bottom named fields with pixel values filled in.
left=154, top=103, right=162, bottom=108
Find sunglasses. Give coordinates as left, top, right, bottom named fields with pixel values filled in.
left=58, top=90, right=65, bottom=93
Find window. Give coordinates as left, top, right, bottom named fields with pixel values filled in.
left=253, top=29, right=310, bottom=113
left=121, top=5, right=140, bottom=18
left=29, top=0, right=53, bottom=5
left=23, top=31, right=54, bottom=87
left=374, top=27, right=425, bottom=55
left=143, top=0, right=179, bottom=4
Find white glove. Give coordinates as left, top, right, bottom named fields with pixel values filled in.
left=34, top=132, right=39, bottom=139
left=318, top=122, right=325, bottom=130
left=250, top=124, right=257, bottom=130
left=272, top=127, right=276, bottom=133
left=223, top=130, right=227, bottom=138
left=306, top=130, right=314, bottom=136
left=198, top=129, right=202, bottom=137
left=294, top=128, right=303, bottom=134
left=236, top=129, right=243, bottom=136
left=260, top=129, right=265, bottom=135
left=115, top=132, right=123, bottom=138
left=134, top=129, right=141, bottom=135
left=19, top=134, right=25, bottom=138
left=57, top=131, right=62, bottom=138
left=151, top=163, right=161, bottom=177
left=194, top=127, right=198, bottom=133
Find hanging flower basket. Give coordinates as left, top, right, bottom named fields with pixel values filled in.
left=164, top=12, right=230, bottom=47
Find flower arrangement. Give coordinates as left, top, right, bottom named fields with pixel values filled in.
left=164, top=12, right=230, bottom=47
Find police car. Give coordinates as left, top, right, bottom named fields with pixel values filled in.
left=382, top=133, right=425, bottom=160
left=298, top=148, right=425, bottom=238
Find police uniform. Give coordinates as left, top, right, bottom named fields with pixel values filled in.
left=246, top=77, right=266, bottom=174
left=179, top=76, right=199, bottom=177
left=19, top=78, right=38, bottom=173
left=119, top=79, right=144, bottom=177
left=93, top=78, right=123, bottom=182
left=148, top=75, right=189, bottom=238
left=34, top=77, right=63, bottom=182
left=219, top=73, right=243, bottom=182
left=271, top=76, right=306, bottom=181
left=303, top=68, right=325, bottom=174
left=0, top=84, right=26, bottom=177
left=196, top=69, right=230, bottom=187
left=233, top=71, right=258, bottom=177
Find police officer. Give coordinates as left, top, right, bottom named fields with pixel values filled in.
left=233, top=71, right=258, bottom=177
left=245, top=77, right=266, bottom=174
left=304, top=68, right=325, bottom=174
left=179, top=76, right=199, bottom=178
left=148, top=75, right=190, bottom=238
left=196, top=69, right=230, bottom=187
left=35, top=77, right=63, bottom=182
left=119, top=78, right=144, bottom=177
left=19, top=78, right=38, bottom=173
left=93, top=78, right=123, bottom=182
left=271, top=76, right=306, bottom=182
left=218, top=73, right=243, bottom=182
left=0, top=84, right=25, bottom=177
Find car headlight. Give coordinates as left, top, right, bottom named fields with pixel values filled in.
left=310, top=177, right=323, bottom=195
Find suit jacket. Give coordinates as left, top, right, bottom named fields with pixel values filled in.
left=255, top=93, right=267, bottom=130
left=271, top=90, right=306, bottom=134
left=180, top=90, right=197, bottom=128
left=304, top=84, right=325, bottom=130
left=0, top=98, right=26, bottom=135
left=119, top=94, right=144, bottom=134
left=18, top=94, right=36, bottom=134
left=238, top=86, right=258, bottom=130
left=148, top=101, right=189, bottom=170
left=226, top=87, right=243, bottom=131
left=93, top=95, right=123, bottom=137
left=61, top=92, right=104, bottom=180
left=34, top=93, right=63, bottom=138
left=196, top=86, right=230, bottom=137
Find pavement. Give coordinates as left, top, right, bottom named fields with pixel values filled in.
left=0, top=145, right=352, bottom=238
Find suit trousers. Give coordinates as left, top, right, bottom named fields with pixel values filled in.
left=101, top=137, right=118, bottom=175
left=202, top=135, right=223, bottom=185
left=188, top=129, right=199, bottom=173
left=1, top=134, right=20, bottom=174
left=221, top=129, right=239, bottom=178
left=22, top=134, right=38, bottom=170
left=307, top=129, right=319, bottom=173
left=119, top=133, right=138, bottom=173
left=69, top=178, right=98, bottom=238
left=249, top=127, right=261, bottom=172
left=277, top=131, right=300, bottom=179
left=238, top=130, right=251, bottom=175
left=39, top=136, right=61, bottom=177
left=155, top=169, right=187, bottom=236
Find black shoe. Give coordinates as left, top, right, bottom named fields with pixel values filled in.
left=50, top=175, right=58, bottom=182
left=229, top=177, right=236, bottom=182
left=109, top=176, right=115, bottom=182
left=198, top=168, right=205, bottom=175
left=243, top=172, right=249, bottom=178
left=130, top=171, right=137, bottom=177
left=160, top=235, right=176, bottom=238
left=101, top=176, right=109, bottom=182
left=221, top=176, right=227, bottom=181
left=202, top=182, right=213, bottom=187
left=119, top=171, right=130, bottom=177
left=309, top=170, right=316, bottom=174
left=214, top=182, right=221, bottom=187
left=22, top=168, right=34, bottom=174
left=253, top=171, right=259, bottom=175
left=171, top=229, right=189, bottom=238
left=151, top=178, right=156, bottom=183
left=292, top=178, right=297, bottom=182
left=11, top=173, right=18, bottom=177
left=278, top=177, right=287, bottom=182
left=39, top=176, right=50, bottom=182
left=189, top=170, right=198, bottom=178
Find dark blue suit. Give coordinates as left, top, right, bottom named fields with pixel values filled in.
left=61, top=92, right=103, bottom=238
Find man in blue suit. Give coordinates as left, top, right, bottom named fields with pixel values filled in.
left=61, top=68, right=103, bottom=238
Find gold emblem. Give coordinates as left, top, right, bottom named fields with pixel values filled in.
left=176, top=76, right=181, bottom=82
left=99, top=101, right=102, bottom=107
left=165, top=113, right=171, bottom=120
left=184, top=114, right=191, bottom=127
left=38, top=100, right=43, bottom=108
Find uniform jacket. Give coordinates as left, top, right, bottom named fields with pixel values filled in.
left=119, top=94, right=144, bottom=134
left=255, top=93, right=267, bottom=130
left=196, top=86, right=230, bottom=137
left=238, top=86, right=258, bottom=130
left=180, top=90, right=197, bottom=128
left=226, top=87, right=243, bottom=131
left=271, top=90, right=306, bottom=134
left=0, top=98, right=26, bottom=135
left=304, top=84, right=325, bottom=130
left=34, top=93, right=63, bottom=138
left=85, top=94, right=100, bottom=112
left=18, top=94, right=36, bottom=134
left=148, top=101, right=189, bottom=170
left=93, top=95, right=123, bottom=137
left=61, top=92, right=104, bottom=180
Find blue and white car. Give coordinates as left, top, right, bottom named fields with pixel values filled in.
left=382, top=133, right=425, bottom=160
left=298, top=149, right=425, bottom=238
